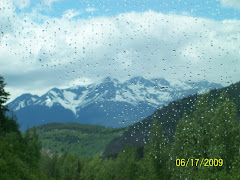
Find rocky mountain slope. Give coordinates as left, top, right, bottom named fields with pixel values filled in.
left=7, top=76, right=222, bottom=130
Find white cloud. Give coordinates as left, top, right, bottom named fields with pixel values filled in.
left=13, top=0, right=31, bottom=9
left=0, top=0, right=15, bottom=33
left=43, top=0, right=60, bottom=7
left=85, top=8, right=98, bottom=12
left=62, top=9, right=81, bottom=19
left=67, top=78, right=94, bottom=87
left=220, top=0, right=240, bottom=9
left=0, top=0, right=30, bottom=11
left=1, top=4, right=240, bottom=101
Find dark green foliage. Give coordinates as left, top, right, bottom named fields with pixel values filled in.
left=24, top=127, right=42, bottom=168
left=113, top=145, right=139, bottom=180
left=0, top=76, right=10, bottom=113
left=170, top=92, right=240, bottom=179
left=140, top=120, right=170, bottom=180
left=0, top=76, right=19, bottom=135
left=0, top=76, right=47, bottom=179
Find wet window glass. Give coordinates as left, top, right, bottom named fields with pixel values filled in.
left=1, top=0, right=240, bottom=179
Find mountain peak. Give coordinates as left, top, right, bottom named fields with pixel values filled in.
left=102, top=76, right=119, bottom=83
left=128, top=76, right=147, bottom=83
left=7, top=93, right=39, bottom=111
left=151, top=78, right=170, bottom=86
left=15, top=93, right=39, bottom=100
left=49, top=87, right=61, bottom=92
left=7, top=76, right=223, bottom=130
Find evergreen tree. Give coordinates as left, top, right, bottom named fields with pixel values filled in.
left=141, top=120, right=170, bottom=180
left=0, top=76, right=9, bottom=114
left=80, top=155, right=103, bottom=180
left=0, top=75, right=47, bottom=179
left=96, top=158, right=116, bottom=180
left=171, top=93, right=240, bottom=179
left=114, top=144, right=138, bottom=180
left=209, top=93, right=240, bottom=175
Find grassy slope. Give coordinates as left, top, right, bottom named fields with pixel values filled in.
left=36, top=123, right=124, bottom=157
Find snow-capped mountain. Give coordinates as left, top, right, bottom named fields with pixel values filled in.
left=7, top=76, right=222, bottom=130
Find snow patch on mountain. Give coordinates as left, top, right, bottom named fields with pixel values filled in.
left=8, top=77, right=222, bottom=117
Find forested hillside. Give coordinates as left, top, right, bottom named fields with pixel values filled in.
left=103, top=81, right=240, bottom=157
left=40, top=88, right=240, bottom=179
left=36, top=123, right=124, bottom=157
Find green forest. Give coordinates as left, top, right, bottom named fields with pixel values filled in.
left=36, top=123, right=124, bottom=157
left=1, top=75, right=240, bottom=180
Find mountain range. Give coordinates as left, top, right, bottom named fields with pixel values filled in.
left=7, top=76, right=222, bottom=131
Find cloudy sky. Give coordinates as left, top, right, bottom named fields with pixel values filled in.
left=1, top=0, right=240, bottom=102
